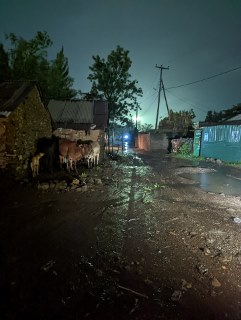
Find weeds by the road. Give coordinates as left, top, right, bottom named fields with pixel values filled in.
left=142, top=183, right=167, bottom=204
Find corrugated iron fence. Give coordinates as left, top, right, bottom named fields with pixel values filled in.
left=201, top=125, right=241, bottom=162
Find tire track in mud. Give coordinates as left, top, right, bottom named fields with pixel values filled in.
left=95, top=157, right=185, bottom=317
left=137, top=152, right=241, bottom=319
left=52, top=154, right=241, bottom=319
left=96, top=153, right=241, bottom=319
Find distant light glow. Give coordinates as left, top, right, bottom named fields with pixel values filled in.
left=132, top=115, right=141, bottom=122
left=124, top=134, right=129, bottom=139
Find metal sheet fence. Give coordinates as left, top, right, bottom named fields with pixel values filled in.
left=201, top=125, right=241, bottom=162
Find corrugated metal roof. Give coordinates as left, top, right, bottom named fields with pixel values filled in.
left=227, top=114, right=241, bottom=121
left=47, top=100, right=94, bottom=124
left=0, top=111, right=11, bottom=116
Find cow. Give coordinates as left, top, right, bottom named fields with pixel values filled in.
left=58, top=139, right=100, bottom=171
left=59, top=154, right=66, bottom=169
left=66, top=143, right=86, bottom=171
left=83, top=141, right=100, bottom=168
left=58, top=139, right=73, bottom=169
left=30, top=153, right=45, bottom=177
left=76, top=140, right=101, bottom=168
left=58, top=139, right=88, bottom=171
left=37, top=136, right=60, bottom=172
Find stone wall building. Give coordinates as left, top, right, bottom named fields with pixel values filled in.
left=0, top=81, right=52, bottom=179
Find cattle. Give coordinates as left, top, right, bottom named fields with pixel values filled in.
left=58, top=139, right=88, bottom=171
left=59, top=155, right=66, bottom=169
left=30, top=153, right=45, bottom=177
left=58, top=139, right=101, bottom=171
left=37, top=136, right=60, bottom=172
left=76, top=140, right=101, bottom=168
left=66, top=143, right=86, bottom=171
left=59, top=138, right=74, bottom=156
left=32, top=136, right=101, bottom=175
left=87, top=141, right=100, bottom=168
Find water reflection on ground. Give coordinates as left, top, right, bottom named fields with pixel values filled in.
left=180, top=169, right=241, bottom=195
left=124, top=148, right=241, bottom=196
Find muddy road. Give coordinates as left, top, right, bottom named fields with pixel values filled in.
left=0, top=150, right=241, bottom=320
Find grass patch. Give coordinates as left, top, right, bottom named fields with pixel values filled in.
left=172, top=153, right=241, bottom=169
left=172, top=153, right=205, bottom=161
left=142, top=183, right=167, bottom=204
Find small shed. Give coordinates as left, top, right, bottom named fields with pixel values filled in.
left=47, top=99, right=108, bottom=131
left=199, top=117, right=241, bottom=162
left=0, top=81, right=52, bottom=179
left=47, top=99, right=108, bottom=160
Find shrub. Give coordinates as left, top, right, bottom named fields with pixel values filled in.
left=179, top=142, right=192, bottom=155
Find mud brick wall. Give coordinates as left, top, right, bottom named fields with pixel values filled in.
left=136, top=132, right=171, bottom=152
left=150, top=132, right=169, bottom=151
left=1, top=86, right=52, bottom=179
left=136, top=133, right=151, bottom=151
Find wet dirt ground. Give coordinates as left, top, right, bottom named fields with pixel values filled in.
left=1, top=150, right=241, bottom=320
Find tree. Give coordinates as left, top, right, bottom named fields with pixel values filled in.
left=138, top=122, right=153, bottom=132
left=0, top=44, right=11, bottom=82
left=88, top=45, right=143, bottom=124
left=47, top=47, right=76, bottom=100
left=205, top=103, right=241, bottom=123
left=82, top=82, right=103, bottom=100
left=160, top=108, right=195, bottom=128
left=6, top=31, right=52, bottom=81
left=2, top=31, right=76, bottom=101
left=205, top=110, right=214, bottom=122
left=205, top=110, right=221, bottom=122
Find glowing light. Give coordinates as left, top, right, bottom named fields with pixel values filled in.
left=132, top=115, right=141, bottom=122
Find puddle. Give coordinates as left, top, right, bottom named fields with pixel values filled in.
left=180, top=170, right=241, bottom=195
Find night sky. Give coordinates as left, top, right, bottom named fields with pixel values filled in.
left=1, top=0, right=241, bottom=125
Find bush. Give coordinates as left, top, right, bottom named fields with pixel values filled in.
left=179, top=142, right=192, bottom=155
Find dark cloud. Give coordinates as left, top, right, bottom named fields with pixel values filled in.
left=0, top=0, right=240, bottom=124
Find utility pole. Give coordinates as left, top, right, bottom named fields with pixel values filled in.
left=161, top=80, right=170, bottom=118
left=155, top=64, right=169, bottom=131
left=135, top=106, right=138, bottom=130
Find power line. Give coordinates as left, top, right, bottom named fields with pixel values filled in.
left=165, top=89, right=212, bottom=114
left=167, top=66, right=241, bottom=90
left=140, top=93, right=158, bottom=117
left=141, top=84, right=158, bottom=104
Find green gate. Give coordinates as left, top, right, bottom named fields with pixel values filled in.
left=193, top=129, right=202, bottom=157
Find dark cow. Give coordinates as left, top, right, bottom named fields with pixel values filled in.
left=37, top=135, right=60, bottom=173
